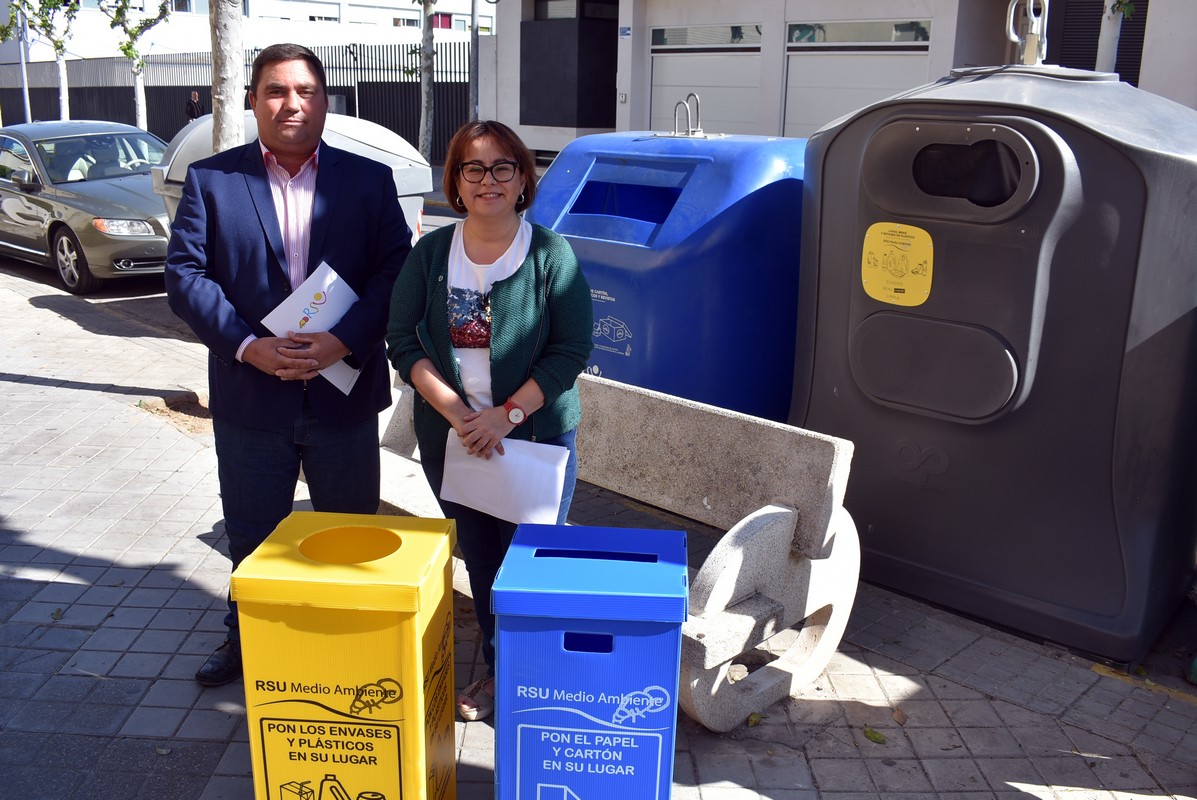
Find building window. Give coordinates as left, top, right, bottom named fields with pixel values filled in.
left=394, top=17, right=419, bottom=27
left=536, top=0, right=576, bottom=19
left=651, top=24, right=762, bottom=49
left=432, top=12, right=452, bottom=29
left=477, top=15, right=493, bottom=33
left=787, top=20, right=931, bottom=50
left=582, top=2, right=617, bottom=20
left=172, top=0, right=190, bottom=11
left=454, top=18, right=466, bottom=31
left=536, top=0, right=616, bottom=20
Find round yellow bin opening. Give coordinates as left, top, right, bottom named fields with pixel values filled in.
left=299, top=526, right=401, bottom=564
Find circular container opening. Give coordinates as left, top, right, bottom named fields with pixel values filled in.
left=299, top=526, right=401, bottom=565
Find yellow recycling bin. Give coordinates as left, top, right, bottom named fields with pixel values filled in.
left=231, top=511, right=457, bottom=800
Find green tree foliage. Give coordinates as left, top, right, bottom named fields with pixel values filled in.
left=98, top=0, right=170, bottom=72
left=0, top=0, right=79, bottom=59
left=98, top=0, right=170, bottom=129
left=2, top=0, right=81, bottom=119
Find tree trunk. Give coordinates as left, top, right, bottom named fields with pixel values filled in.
left=211, top=0, right=245, bottom=153
left=1095, top=5, right=1124, bottom=74
left=56, top=53, right=69, bottom=120
left=133, top=66, right=147, bottom=130
left=469, top=0, right=478, bottom=121
left=419, top=0, right=435, bottom=162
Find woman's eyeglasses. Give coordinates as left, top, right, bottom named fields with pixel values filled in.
left=459, top=160, right=519, bottom=183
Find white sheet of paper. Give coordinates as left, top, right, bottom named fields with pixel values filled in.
left=439, top=432, right=569, bottom=524
left=260, top=262, right=362, bottom=395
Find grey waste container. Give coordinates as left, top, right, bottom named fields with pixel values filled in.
left=790, top=65, right=1197, bottom=663
left=152, top=112, right=431, bottom=243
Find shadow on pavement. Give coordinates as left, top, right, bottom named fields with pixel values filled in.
left=0, top=371, right=199, bottom=405
left=0, top=513, right=239, bottom=800
left=27, top=291, right=198, bottom=345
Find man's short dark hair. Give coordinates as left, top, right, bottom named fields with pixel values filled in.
left=249, top=43, right=327, bottom=95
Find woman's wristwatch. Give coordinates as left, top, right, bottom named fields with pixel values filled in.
left=503, top=399, right=526, bottom=425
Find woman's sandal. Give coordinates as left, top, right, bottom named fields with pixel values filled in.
left=457, top=676, right=495, bottom=721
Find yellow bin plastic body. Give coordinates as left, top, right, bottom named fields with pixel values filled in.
left=231, top=511, right=457, bottom=800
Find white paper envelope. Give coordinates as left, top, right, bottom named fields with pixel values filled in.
left=261, top=262, right=362, bottom=395
left=439, top=432, right=569, bottom=524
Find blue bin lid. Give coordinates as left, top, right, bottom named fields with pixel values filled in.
left=492, top=524, right=688, bottom=623
left=526, top=131, right=807, bottom=250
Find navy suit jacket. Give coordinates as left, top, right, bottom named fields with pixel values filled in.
left=165, top=141, right=411, bottom=431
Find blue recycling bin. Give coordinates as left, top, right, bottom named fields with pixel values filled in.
left=492, top=524, right=688, bottom=800
left=526, top=132, right=806, bottom=421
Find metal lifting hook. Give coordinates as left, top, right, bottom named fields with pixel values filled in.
left=685, top=92, right=703, bottom=135
left=670, top=93, right=704, bottom=137
left=1007, top=0, right=1049, bottom=66
left=672, top=101, right=692, bottom=137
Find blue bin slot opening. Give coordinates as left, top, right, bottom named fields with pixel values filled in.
left=563, top=631, right=614, bottom=653
left=569, top=180, right=681, bottom=224
left=534, top=548, right=659, bottom=564
left=550, top=155, right=700, bottom=246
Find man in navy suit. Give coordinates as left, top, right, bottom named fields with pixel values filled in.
left=165, top=43, right=411, bottom=687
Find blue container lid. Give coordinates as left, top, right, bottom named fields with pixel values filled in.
left=526, top=131, right=807, bottom=250
left=492, top=524, right=688, bottom=623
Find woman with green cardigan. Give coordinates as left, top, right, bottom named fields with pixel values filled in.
left=386, top=120, right=593, bottom=722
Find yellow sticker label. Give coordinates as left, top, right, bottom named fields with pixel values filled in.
left=862, top=222, right=933, bottom=306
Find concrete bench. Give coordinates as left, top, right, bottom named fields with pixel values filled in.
left=576, top=375, right=859, bottom=732
left=378, top=374, right=859, bottom=732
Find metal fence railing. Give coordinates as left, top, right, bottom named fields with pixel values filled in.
left=0, top=41, right=471, bottom=161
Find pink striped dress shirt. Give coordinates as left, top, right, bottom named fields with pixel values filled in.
left=263, top=144, right=319, bottom=291
left=235, top=144, right=320, bottom=362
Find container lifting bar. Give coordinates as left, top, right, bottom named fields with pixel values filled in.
left=659, top=92, right=707, bottom=138
left=1008, top=0, right=1049, bottom=66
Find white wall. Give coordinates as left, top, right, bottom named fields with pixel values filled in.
left=1138, top=0, right=1197, bottom=110
left=0, top=0, right=477, bottom=64
left=486, top=0, right=1197, bottom=154
left=614, top=0, right=648, bottom=132
left=477, top=32, right=499, bottom=122
left=489, top=0, right=527, bottom=139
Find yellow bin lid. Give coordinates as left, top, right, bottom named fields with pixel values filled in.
left=231, top=512, right=455, bottom=613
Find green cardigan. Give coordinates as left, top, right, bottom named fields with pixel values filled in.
left=386, top=222, right=594, bottom=465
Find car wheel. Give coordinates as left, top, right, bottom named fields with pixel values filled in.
left=53, top=227, right=101, bottom=295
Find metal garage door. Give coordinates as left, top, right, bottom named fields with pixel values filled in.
left=784, top=51, right=932, bottom=138
left=650, top=52, right=763, bottom=134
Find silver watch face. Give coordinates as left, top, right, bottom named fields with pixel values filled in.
left=508, top=406, right=526, bottom=424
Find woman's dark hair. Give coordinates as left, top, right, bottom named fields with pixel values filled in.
left=442, top=120, right=537, bottom=214
left=249, top=43, right=327, bottom=95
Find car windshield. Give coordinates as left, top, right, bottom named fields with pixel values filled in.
left=34, top=132, right=167, bottom=184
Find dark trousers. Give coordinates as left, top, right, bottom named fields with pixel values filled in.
left=213, top=403, right=381, bottom=643
left=421, top=428, right=578, bottom=673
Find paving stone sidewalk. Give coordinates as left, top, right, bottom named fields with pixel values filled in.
left=1, top=263, right=1196, bottom=800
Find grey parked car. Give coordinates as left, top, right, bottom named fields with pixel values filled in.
left=0, top=120, right=170, bottom=294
